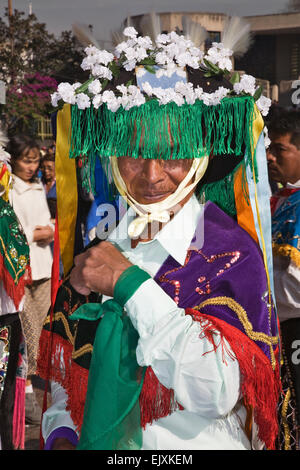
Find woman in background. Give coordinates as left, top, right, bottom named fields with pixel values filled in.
left=7, top=135, right=54, bottom=426
left=41, top=152, right=57, bottom=223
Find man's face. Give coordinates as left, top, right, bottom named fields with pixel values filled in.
left=117, top=156, right=193, bottom=204
left=267, top=132, right=300, bottom=185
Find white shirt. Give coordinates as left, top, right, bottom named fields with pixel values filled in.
left=9, top=175, right=53, bottom=280
left=42, top=195, right=251, bottom=450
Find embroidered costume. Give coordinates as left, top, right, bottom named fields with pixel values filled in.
left=0, top=141, right=31, bottom=450
left=37, top=17, right=281, bottom=450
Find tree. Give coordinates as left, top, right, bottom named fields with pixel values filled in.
left=0, top=8, right=88, bottom=135
left=5, top=73, right=58, bottom=136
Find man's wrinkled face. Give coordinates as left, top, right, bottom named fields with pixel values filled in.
left=267, top=133, right=300, bottom=185
left=117, top=156, right=193, bottom=204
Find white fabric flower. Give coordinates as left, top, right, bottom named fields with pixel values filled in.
left=51, top=92, right=61, bottom=107
left=91, top=65, right=113, bottom=80
left=233, top=74, right=256, bottom=96
left=57, top=82, right=76, bottom=104
left=124, top=60, right=136, bottom=71
left=142, top=81, right=153, bottom=96
left=92, top=94, right=103, bottom=109
left=88, top=79, right=102, bottom=95
left=263, top=126, right=271, bottom=148
left=257, top=96, right=272, bottom=117
left=76, top=93, right=90, bottom=109
left=123, top=26, right=138, bottom=38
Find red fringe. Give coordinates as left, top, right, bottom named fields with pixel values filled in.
left=37, top=309, right=281, bottom=450
left=0, top=252, right=31, bottom=310
left=186, top=309, right=281, bottom=450
left=12, top=377, right=26, bottom=450
left=37, top=328, right=89, bottom=433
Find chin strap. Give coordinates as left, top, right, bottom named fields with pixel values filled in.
left=110, top=155, right=209, bottom=238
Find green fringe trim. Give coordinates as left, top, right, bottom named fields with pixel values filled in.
left=197, top=162, right=244, bottom=218
left=69, top=96, right=257, bottom=194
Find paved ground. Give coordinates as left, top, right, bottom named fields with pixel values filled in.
left=25, top=375, right=51, bottom=450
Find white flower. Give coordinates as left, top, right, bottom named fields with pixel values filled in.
left=88, top=79, right=102, bottom=95
left=156, top=33, right=169, bottom=45
left=96, top=50, right=114, bottom=66
left=51, top=92, right=61, bottom=107
left=124, top=60, right=136, bottom=71
left=115, top=41, right=128, bottom=57
left=194, top=86, right=204, bottom=100
left=123, top=26, right=138, bottom=38
left=76, top=93, right=90, bottom=109
left=57, top=82, right=76, bottom=104
left=142, top=81, right=153, bottom=96
left=263, top=126, right=271, bottom=148
left=102, top=90, right=121, bottom=112
left=233, top=74, right=256, bottom=96
left=137, top=36, right=153, bottom=50
left=92, top=94, right=103, bottom=109
left=257, top=95, right=272, bottom=117
left=205, top=43, right=233, bottom=71
left=91, top=64, right=113, bottom=80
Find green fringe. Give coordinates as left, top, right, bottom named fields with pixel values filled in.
left=69, top=96, right=257, bottom=194
left=197, top=162, right=243, bottom=218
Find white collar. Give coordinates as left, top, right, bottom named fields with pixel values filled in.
left=12, top=175, right=42, bottom=194
left=108, top=194, right=203, bottom=266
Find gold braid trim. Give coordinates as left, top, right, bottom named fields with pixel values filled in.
left=0, top=235, right=24, bottom=282
left=72, top=343, right=94, bottom=360
left=272, top=243, right=300, bottom=268
left=194, top=296, right=278, bottom=369
left=282, top=388, right=291, bottom=451
left=44, top=311, right=75, bottom=346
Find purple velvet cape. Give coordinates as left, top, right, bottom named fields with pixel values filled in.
left=154, top=201, right=279, bottom=364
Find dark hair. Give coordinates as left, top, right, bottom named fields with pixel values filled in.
left=6, top=134, right=40, bottom=163
left=268, top=110, right=300, bottom=149
left=41, top=152, right=55, bottom=164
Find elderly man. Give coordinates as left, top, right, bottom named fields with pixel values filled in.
left=267, top=110, right=300, bottom=450
left=37, top=26, right=280, bottom=451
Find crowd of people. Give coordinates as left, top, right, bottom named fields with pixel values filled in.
left=0, top=23, right=299, bottom=453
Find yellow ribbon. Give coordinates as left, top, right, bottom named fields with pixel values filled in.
left=56, top=104, right=78, bottom=275
left=251, top=105, right=277, bottom=369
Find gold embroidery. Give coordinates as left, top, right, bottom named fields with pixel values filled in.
left=282, top=388, right=291, bottom=451
left=0, top=236, right=24, bottom=281
left=194, top=295, right=278, bottom=368
left=72, top=343, right=94, bottom=360
left=44, top=311, right=75, bottom=345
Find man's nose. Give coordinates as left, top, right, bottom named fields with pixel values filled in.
left=143, top=159, right=164, bottom=183
left=266, top=149, right=276, bottom=163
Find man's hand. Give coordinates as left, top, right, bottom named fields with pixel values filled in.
left=69, top=241, right=133, bottom=297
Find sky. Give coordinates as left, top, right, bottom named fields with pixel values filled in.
left=0, top=0, right=291, bottom=43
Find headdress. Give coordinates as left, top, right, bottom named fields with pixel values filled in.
left=52, top=16, right=272, bottom=274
